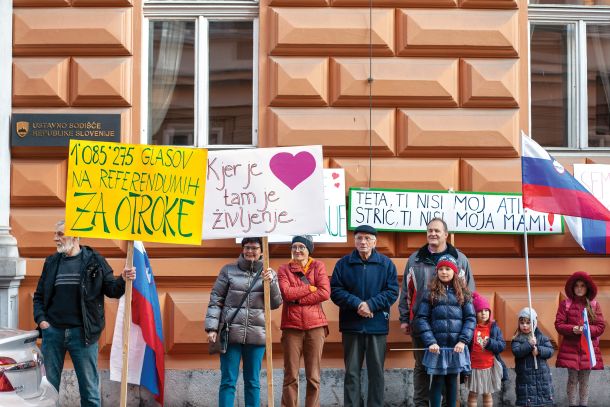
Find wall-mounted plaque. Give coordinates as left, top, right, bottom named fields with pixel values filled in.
left=11, top=113, right=121, bottom=147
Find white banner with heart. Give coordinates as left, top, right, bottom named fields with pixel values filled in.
left=202, top=146, right=325, bottom=239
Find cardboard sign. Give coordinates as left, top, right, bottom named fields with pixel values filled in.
left=248, top=168, right=347, bottom=243
left=349, top=188, right=563, bottom=234
left=574, top=164, right=610, bottom=208
left=203, top=146, right=325, bottom=239
left=317, top=168, right=347, bottom=242
left=65, top=140, right=207, bottom=245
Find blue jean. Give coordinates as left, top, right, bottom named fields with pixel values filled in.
left=219, top=343, right=266, bottom=407
left=41, top=326, right=100, bottom=407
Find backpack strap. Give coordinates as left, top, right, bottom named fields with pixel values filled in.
left=565, top=298, right=597, bottom=312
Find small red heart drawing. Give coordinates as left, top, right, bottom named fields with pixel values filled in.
left=332, top=172, right=339, bottom=179
left=334, top=182, right=340, bottom=188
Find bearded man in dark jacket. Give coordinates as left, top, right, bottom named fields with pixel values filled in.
left=33, top=220, right=135, bottom=407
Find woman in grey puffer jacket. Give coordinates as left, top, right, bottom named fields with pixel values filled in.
left=205, top=237, right=282, bottom=407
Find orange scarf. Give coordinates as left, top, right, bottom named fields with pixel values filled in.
left=291, top=257, right=314, bottom=274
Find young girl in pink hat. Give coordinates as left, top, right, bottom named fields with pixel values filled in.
left=466, top=292, right=507, bottom=407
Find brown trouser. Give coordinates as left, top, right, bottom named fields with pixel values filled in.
left=281, top=327, right=326, bottom=407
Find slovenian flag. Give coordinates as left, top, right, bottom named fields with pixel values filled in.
left=565, top=216, right=610, bottom=254
left=581, top=308, right=597, bottom=368
left=563, top=164, right=610, bottom=255
left=110, top=241, right=165, bottom=404
left=521, top=134, right=610, bottom=221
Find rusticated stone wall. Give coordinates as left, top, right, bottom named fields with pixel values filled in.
left=10, top=0, right=610, bottom=377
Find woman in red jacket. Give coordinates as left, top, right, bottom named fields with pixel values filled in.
left=555, top=271, right=606, bottom=407
left=277, top=235, right=330, bottom=407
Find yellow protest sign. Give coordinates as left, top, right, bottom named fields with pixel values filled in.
left=65, top=140, right=207, bottom=245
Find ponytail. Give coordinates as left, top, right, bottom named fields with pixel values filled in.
left=585, top=298, right=596, bottom=322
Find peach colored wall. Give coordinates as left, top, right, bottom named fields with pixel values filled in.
left=11, top=0, right=610, bottom=370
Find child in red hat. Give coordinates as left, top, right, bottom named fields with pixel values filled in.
left=413, top=254, right=476, bottom=407
left=555, top=271, right=606, bottom=407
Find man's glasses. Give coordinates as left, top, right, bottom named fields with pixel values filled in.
left=291, top=244, right=308, bottom=252
left=355, top=236, right=375, bottom=242
left=243, top=245, right=261, bottom=251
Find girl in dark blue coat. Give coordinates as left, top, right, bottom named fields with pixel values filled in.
left=511, top=307, right=554, bottom=407
left=413, top=254, right=476, bottom=407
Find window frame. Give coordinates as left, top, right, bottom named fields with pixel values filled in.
left=529, top=4, right=610, bottom=154
left=142, top=1, right=260, bottom=149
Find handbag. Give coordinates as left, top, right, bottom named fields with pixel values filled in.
left=208, top=322, right=230, bottom=355
left=209, top=268, right=263, bottom=355
left=295, top=271, right=311, bottom=285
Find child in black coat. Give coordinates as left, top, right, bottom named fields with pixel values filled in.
left=511, top=307, right=554, bottom=407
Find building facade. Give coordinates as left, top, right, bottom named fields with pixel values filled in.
left=3, top=0, right=610, bottom=405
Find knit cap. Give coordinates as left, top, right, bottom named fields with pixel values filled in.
left=472, top=292, right=491, bottom=314
left=436, top=254, right=458, bottom=274
left=292, top=235, right=314, bottom=254
left=518, top=307, right=538, bottom=330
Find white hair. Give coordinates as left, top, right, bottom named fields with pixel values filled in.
left=55, top=220, right=79, bottom=240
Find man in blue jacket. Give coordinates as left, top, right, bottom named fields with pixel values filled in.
left=330, top=225, right=399, bottom=407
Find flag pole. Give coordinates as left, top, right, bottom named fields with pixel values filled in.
left=522, top=210, right=538, bottom=369
left=262, top=236, right=274, bottom=406
left=520, top=132, right=538, bottom=369
left=120, top=240, right=135, bottom=407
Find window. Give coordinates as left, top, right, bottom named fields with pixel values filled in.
left=531, top=0, right=610, bottom=4
left=143, top=1, right=259, bottom=148
left=529, top=3, right=610, bottom=150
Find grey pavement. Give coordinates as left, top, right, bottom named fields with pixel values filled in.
left=52, top=368, right=610, bottom=406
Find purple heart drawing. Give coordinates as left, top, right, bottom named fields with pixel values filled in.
left=269, top=151, right=316, bottom=190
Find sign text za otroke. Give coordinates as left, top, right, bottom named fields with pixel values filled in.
left=65, top=140, right=207, bottom=245
left=349, top=188, right=563, bottom=234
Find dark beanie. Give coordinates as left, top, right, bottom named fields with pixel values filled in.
left=292, top=235, right=314, bottom=254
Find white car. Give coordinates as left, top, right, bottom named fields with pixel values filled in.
left=0, top=328, right=59, bottom=407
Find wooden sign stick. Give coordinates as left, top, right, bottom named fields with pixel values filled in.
left=120, top=240, right=134, bottom=407
left=262, top=236, right=274, bottom=406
